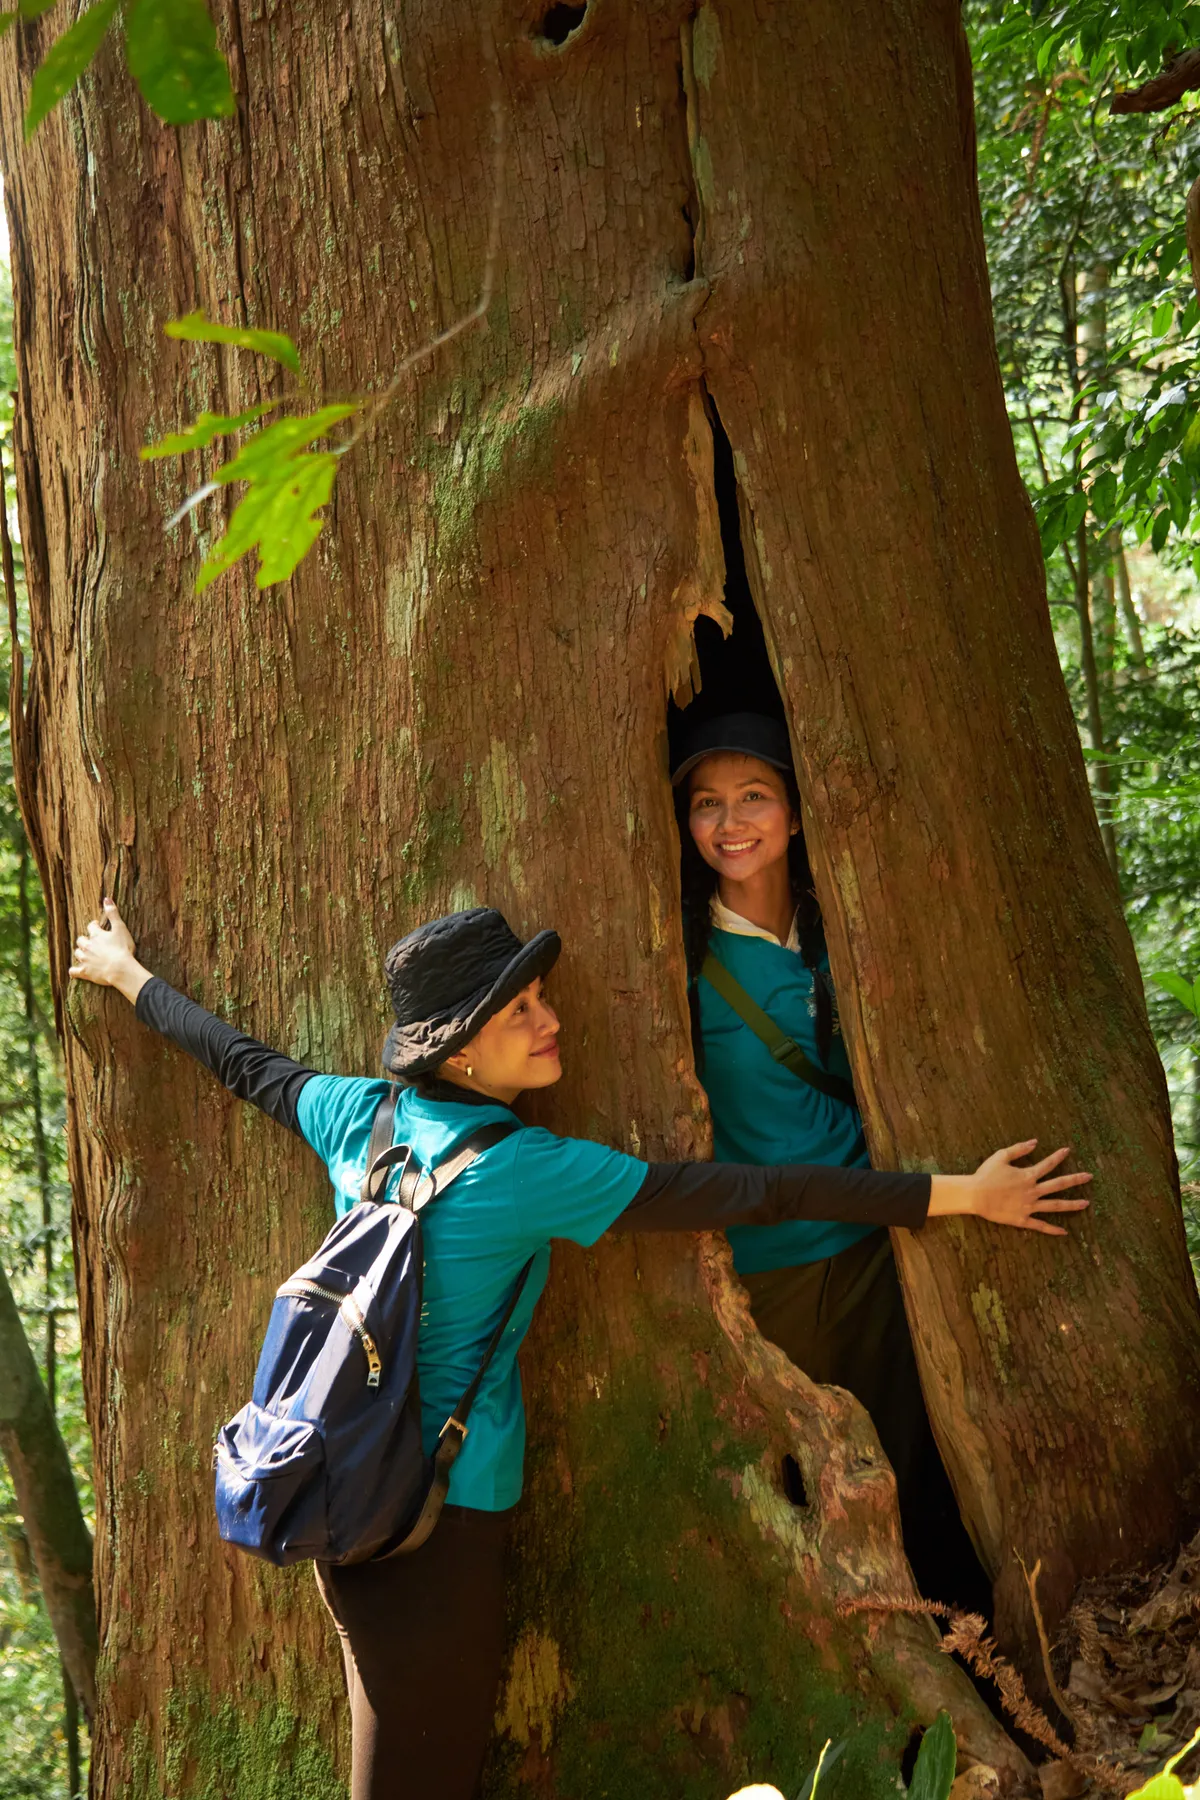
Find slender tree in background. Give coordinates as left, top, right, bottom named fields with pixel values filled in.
left=0, top=2, right=1199, bottom=1796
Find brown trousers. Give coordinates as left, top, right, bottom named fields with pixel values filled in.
left=742, top=1229, right=990, bottom=1613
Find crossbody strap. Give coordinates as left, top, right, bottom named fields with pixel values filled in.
left=700, top=951, right=858, bottom=1109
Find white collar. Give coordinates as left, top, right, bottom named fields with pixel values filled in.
left=710, top=894, right=801, bottom=953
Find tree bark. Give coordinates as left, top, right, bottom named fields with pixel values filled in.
left=685, top=0, right=1199, bottom=1655
left=0, top=1, right=1196, bottom=1795
left=0, top=1257, right=96, bottom=1718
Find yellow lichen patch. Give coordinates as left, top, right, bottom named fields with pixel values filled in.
left=970, top=1284, right=1012, bottom=1383
left=495, top=1629, right=575, bottom=1751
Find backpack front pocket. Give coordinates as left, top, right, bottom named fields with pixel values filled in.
left=214, top=1402, right=329, bottom=1566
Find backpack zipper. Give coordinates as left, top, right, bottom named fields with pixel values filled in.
left=276, top=1279, right=383, bottom=1388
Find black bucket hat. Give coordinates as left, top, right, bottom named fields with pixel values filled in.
left=670, top=712, right=794, bottom=787
left=381, top=908, right=561, bottom=1076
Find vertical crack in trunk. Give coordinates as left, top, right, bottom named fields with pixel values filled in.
left=679, top=10, right=706, bottom=283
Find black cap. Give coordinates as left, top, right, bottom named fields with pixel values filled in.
left=670, top=712, right=794, bottom=787
left=381, top=908, right=561, bottom=1076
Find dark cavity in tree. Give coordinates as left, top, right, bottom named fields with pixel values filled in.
left=667, top=393, right=785, bottom=767
left=900, top=1726, right=926, bottom=1787
left=534, top=4, right=588, bottom=47
left=780, top=1453, right=807, bottom=1508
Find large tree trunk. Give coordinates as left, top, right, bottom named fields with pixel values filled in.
left=686, top=0, right=1200, bottom=1651
left=0, top=0, right=1195, bottom=1795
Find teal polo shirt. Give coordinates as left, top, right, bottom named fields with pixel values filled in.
left=696, top=927, right=876, bottom=1275
left=295, top=1078, right=646, bottom=1512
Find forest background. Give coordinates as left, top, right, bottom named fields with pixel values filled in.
left=1, top=0, right=1200, bottom=1793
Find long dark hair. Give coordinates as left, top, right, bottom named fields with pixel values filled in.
left=676, top=767, right=835, bottom=1072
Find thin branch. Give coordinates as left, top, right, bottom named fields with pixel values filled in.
left=1111, top=49, right=1200, bottom=115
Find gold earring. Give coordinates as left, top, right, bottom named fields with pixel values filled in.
left=466, top=1064, right=474, bottom=1078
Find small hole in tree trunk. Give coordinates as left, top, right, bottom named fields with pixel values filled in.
left=900, top=1726, right=925, bottom=1786
left=780, top=1453, right=807, bottom=1508
left=534, top=3, right=588, bottom=46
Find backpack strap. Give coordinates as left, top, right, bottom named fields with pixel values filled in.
left=380, top=1119, right=534, bottom=1558
left=358, top=1087, right=402, bottom=1205
left=700, top=951, right=859, bottom=1109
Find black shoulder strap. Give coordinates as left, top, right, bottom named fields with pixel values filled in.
left=358, top=1087, right=401, bottom=1205
left=700, top=951, right=858, bottom=1109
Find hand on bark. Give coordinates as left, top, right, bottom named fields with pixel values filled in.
left=68, top=900, right=152, bottom=1005
left=928, top=1141, right=1091, bottom=1235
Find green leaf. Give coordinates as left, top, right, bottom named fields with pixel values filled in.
left=1180, top=414, right=1200, bottom=476
left=196, top=452, right=337, bottom=593
left=797, top=1739, right=846, bottom=1800
left=24, top=0, right=119, bottom=138
left=1061, top=489, right=1089, bottom=541
left=1091, top=469, right=1118, bottom=522
left=18, top=0, right=58, bottom=17
left=164, top=309, right=301, bottom=376
left=0, top=12, right=18, bottom=38
left=139, top=400, right=279, bottom=460
left=212, top=403, right=357, bottom=484
left=1152, top=972, right=1200, bottom=1020
left=124, top=0, right=234, bottom=125
left=1125, top=1777, right=1186, bottom=1800
left=1153, top=301, right=1177, bottom=339
left=1165, top=1724, right=1200, bottom=1775
left=1151, top=507, right=1172, bottom=552
left=907, top=1711, right=957, bottom=1800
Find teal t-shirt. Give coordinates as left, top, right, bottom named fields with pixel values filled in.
left=295, top=1079, right=647, bottom=1511
left=697, top=927, right=876, bottom=1275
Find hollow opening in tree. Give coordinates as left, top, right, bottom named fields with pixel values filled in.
left=667, top=400, right=784, bottom=757
left=667, top=397, right=993, bottom=1619
left=533, top=3, right=588, bottom=48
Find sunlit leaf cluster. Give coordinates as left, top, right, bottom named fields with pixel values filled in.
left=142, top=312, right=359, bottom=593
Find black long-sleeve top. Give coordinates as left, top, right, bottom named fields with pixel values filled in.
left=135, top=978, right=930, bottom=1233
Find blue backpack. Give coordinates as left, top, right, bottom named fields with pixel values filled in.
left=213, top=1093, right=528, bottom=1566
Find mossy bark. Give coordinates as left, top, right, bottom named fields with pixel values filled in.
left=0, top=1, right=1193, bottom=1795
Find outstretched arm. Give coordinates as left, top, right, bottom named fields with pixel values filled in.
left=618, top=1142, right=1090, bottom=1236
left=69, top=901, right=315, bottom=1136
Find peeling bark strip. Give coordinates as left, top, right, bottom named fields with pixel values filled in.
left=0, top=1, right=1194, bottom=1795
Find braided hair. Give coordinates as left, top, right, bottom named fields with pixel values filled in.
left=676, top=767, right=834, bottom=1076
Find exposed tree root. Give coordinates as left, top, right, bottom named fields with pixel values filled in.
left=838, top=1596, right=1127, bottom=1792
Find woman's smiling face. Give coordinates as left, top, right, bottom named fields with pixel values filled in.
left=442, top=976, right=562, bottom=1098
left=687, top=752, right=796, bottom=886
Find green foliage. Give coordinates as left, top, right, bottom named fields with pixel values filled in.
left=123, top=0, right=234, bottom=125
left=1125, top=1720, right=1200, bottom=1795
left=150, top=316, right=357, bottom=592
left=971, top=0, right=1200, bottom=1188
left=799, top=1739, right=845, bottom=1798
left=23, top=0, right=118, bottom=141
left=906, top=1713, right=957, bottom=1800
left=140, top=401, right=280, bottom=460
left=19, top=0, right=234, bottom=140
left=1154, top=970, right=1200, bottom=1019
left=163, top=311, right=301, bottom=377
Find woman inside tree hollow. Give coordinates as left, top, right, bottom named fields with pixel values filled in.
left=69, top=878, right=1089, bottom=1800
left=673, top=708, right=998, bottom=1607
